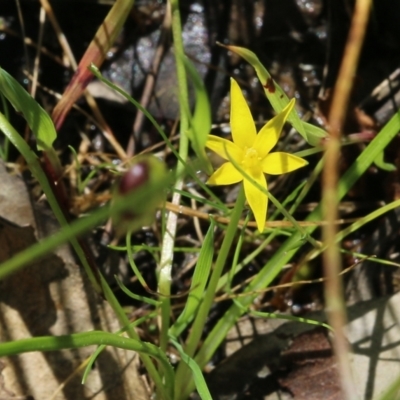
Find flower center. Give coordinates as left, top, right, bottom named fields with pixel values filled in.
left=242, top=147, right=261, bottom=170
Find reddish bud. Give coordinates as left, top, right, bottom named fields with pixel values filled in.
left=118, top=162, right=149, bottom=195
left=112, top=156, right=168, bottom=235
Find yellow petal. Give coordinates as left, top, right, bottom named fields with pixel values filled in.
left=206, top=135, right=244, bottom=161
left=261, top=152, right=308, bottom=175
left=253, top=99, right=296, bottom=158
left=243, top=169, right=268, bottom=232
left=230, top=78, right=257, bottom=149
left=207, top=162, right=243, bottom=185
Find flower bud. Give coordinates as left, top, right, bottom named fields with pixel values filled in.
left=112, top=155, right=168, bottom=236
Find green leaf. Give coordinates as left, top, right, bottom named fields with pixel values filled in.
left=183, top=56, right=213, bottom=174
left=82, top=312, right=158, bottom=385
left=222, top=44, right=328, bottom=146
left=169, top=220, right=215, bottom=337
left=191, top=109, right=400, bottom=392
left=249, top=309, right=333, bottom=331
left=0, top=67, right=57, bottom=151
left=169, top=337, right=212, bottom=400
left=115, top=275, right=160, bottom=306
left=0, top=330, right=175, bottom=400
left=373, top=149, right=396, bottom=171
left=302, top=120, right=328, bottom=145
left=112, top=155, right=170, bottom=236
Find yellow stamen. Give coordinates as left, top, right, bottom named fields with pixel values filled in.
left=242, top=147, right=261, bottom=169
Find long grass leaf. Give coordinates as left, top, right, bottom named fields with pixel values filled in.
left=222, top=44, right=327, bottom=145
left=0, top=67, right=56, bottom=150
left=169, top=337, right=212, bottom=400
left=169, top=220, right=215, bottom=337
left=0, top=331, right=174, bottom=400
left=183, top=56, right=213, bottom=174
left=177, top=110, right=400, bottom=399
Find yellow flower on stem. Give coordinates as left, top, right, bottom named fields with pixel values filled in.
left=206, top=78, right=308, bottom=232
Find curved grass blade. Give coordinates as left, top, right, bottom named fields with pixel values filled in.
left=0, top=67, right=56, bottom=151
left=169, top=220, right=215, bottom=338
left=177, top=110, right=400, bottom=400
left=115, top=276, right=161, bottom=307
left=0, top=111, right=101, bottom=291
left=169, top=337, right=212, bottom=400
left=0, top=160, right=175, bottom=281
left=0, top=92, right=10, bottom=160
left=183, top=56, right=213, bottom=174
left=82, top=312, right=157, bottom=384
left=221, top=44, right=327, bottom=146
left=0, top=330, right=174, bottom=400
left=89, top=63, right=227, bottom=211
left=373, top=149, right=396, bottom=171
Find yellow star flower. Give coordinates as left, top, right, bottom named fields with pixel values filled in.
left=206, top=78, right=308, bottom=232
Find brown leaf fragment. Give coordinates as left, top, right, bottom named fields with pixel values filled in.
left=278, top=328, right=342, bottom=400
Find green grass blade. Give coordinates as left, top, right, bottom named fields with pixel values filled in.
left=0, top=67, right=56, bottom=150
left=0, top=112, right=101, bottom=290
left=249, top=310, right=333, bottom=331
left=82, top=312, right=157, bottom=384
left=306, top=199, right=400, bottom=262
left=373, top=149, right=396, bottom=171
left=174, top=187, right=246, bottom=397
left=223, top=44, right=327, bottom=145
left=89, top=63, right=225, bottom=210
left=169, top=220, right=215, bottom=337
left=0, top=77, right=169, bottom=397
left=169, top=337, right=212, bottom=400
left=0, top=92, right=10, bottom=160
left=183, top=56, right=213, bottom=174
left=177, top=110, right=400, bottom=399
left=0, top=330, right=174, bottom=400
left=126, top=231, right=154, bottom=290
left=0, top=165, right=175, bottom=280
left=115, top=276, right=161, bottom=307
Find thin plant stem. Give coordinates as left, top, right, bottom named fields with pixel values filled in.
left=158, top=0, right=190, bottom=358
left=0, top=330, right=173, bottom=400
left=174, top=186, right=246, bottom=398
left=323, top=0, right=371, bottom=398
left=0, top=112, right=101, bottom=291
left=90, top=64, right=226, bottom=211
left=99, top=275, right=168, bottom=399
left=178, top=106, right=400, bottom=397
left=0, top=112, right=168, bottom=395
